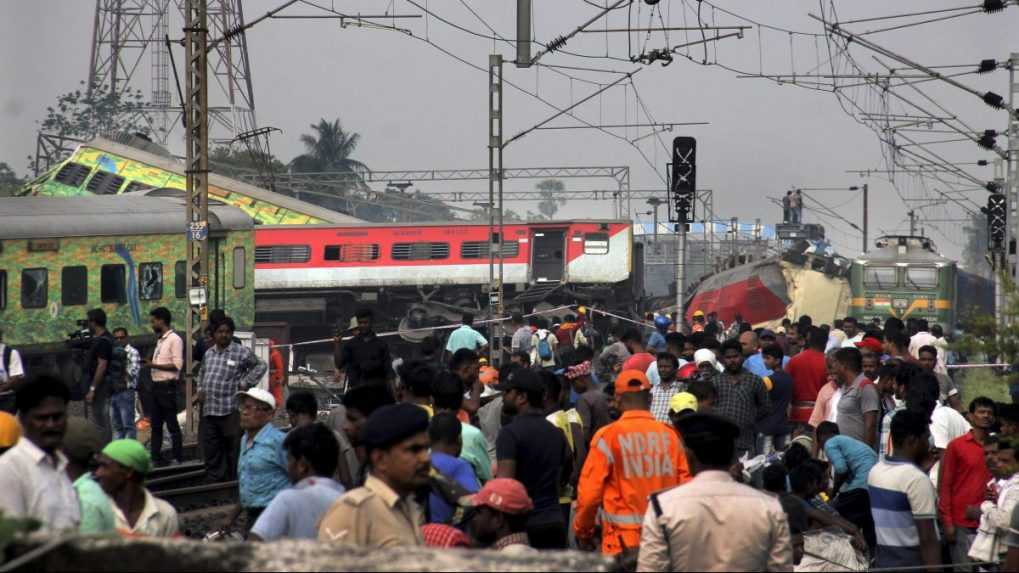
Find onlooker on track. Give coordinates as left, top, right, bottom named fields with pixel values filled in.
left=250, top=423, right=344, bottom=541
left=63, top=417, right=116, bottom=534
left=196, top=317, right=267, bottom=482
left=231, top=388, right=289, bottom=532
left=95, top=439, right=179, bottom=537
left=142, top=307, right=184, bottom=466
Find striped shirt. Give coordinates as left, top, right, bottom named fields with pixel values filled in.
left=868, top=457, right=938, bottom=569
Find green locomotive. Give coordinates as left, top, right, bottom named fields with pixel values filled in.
left=848, top=235, right=991, bottom=329
left=0, top=195, right=254, bottom=365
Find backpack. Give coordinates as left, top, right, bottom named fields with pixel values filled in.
left=537, top=332, right=554, bottom=361
left=103, top=334, right=129, bottom=394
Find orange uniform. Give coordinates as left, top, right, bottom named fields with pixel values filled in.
left=573, top=409, right=692, bottom=555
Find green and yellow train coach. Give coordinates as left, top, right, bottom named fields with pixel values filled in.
left=0, top=195, right=254, bottom=360
left=848, top=235, right=964, bottom=328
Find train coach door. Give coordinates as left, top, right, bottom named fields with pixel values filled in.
left=531, top=229, right=566, bottom=283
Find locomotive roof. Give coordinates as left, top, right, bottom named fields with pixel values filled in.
left=84, top=137, right=365, bottom=225
left=857, top=235, right=954, bottom=265
left=257, top=219, right=630, bottom=230
left=0, top=195, right=253, bottom=240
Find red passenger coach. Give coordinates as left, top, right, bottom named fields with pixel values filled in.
left=252, top=220, right=636, bottom=336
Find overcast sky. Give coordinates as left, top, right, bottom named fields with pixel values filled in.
left=1, top=1, right=1014, bottom=259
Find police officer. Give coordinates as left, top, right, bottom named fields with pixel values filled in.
left=318, top=403, right=430, bottom=547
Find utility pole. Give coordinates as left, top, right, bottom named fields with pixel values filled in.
left=488, top=54, right=505, bottom=365
left=1002, top=52, right=1019, bottom=327
left=908, top=210, right=917, bottom=236
left=862, top=183, right=869, bottom=253
left=647, top=197, right=664, bottom=240
left=183, top=0, right=209, bottom=437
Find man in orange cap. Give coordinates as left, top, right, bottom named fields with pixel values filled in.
left=0, top=411, right=20, bottom=456
left=574, top=369, right=691, bottom=556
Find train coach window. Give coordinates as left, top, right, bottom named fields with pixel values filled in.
left=863, top=266, right=897, bottom=289
left=175, top=261, right=186, bottom=299
left=85, top=170, right=127, bottom=195
left=139, top=263, right=163, bottom=300
left=0, top=270, right=6, bottom=310
left=52, top=162, right=91, bottom=188
left=584, top=233, right=610, bottom=255
left=392, top=242, right=450, bottom=260
left=254, top=245, right=310, bottom=264
left=906, top=267, right=938, bottom=290
left=101, top=264, right=127, bottom=303
left=233, top=247, right=246, bottom=289
left=460, top=241, right=520, bottom=259
left=61, top=266, right=88, bottom=306
left=324, top=244, right=380, bottom=262
left=21, top=268, right=48, bottom=309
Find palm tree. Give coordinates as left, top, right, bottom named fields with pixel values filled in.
left=290, top=118, right=369, bottom=189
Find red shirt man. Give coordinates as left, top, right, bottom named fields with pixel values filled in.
left=786, top=327, right=828, bottom=423
left=939, top=399, right=996, bottom=543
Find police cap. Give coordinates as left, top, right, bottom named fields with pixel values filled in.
left=361, top=402, right=430, bottom=452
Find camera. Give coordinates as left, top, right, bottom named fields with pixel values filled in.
left=66, top=319, right=92, bottom=350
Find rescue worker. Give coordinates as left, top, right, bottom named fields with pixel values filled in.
left=573, top=369, right=692, bottom=556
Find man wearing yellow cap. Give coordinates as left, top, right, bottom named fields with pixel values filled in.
left=668, top=392, right=699, bottom=431
left=691, top=310, right=706, bottom=333
left=95, top=439, right=179, bottom=537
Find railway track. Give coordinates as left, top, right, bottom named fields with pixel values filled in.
left=159, top=481, right=239, bottom=513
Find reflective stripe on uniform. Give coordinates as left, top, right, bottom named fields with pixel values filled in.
left=602, top=511, right=643, bottom=525
left=597, top=438, right=615, bottom=465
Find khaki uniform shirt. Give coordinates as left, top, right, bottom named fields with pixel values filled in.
left=637, top=470, right=793, bottom=572
left=318, top=474, right=423, bottom=547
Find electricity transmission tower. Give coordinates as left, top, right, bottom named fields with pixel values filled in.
left=87, top=0, right=256, bottom=145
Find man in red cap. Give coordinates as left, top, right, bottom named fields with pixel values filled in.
left=467, top=478, right=535, bottom=554
left=574, top=369, right=691, bottom=556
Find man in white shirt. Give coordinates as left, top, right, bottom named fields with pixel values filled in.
left=0, top=328, right=25, bottom=414
left=0, top=375, right=81, bottom=532
left=840, top=317, right=864, bottom=348
left=909, top=319, right=943, bottom=369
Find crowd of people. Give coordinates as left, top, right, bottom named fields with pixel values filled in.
left=4, top=303, right=1019, bottom=572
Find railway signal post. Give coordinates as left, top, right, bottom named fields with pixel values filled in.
left=184, top=0, right=210, bottom=437
left=670, top=137, right=697, bottom=317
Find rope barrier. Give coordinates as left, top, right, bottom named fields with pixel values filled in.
left=946, top=363, right=1010, bottom=370
left=272, top=305, right=576, bottom=349
left=585, top=306, right=656, bottom=329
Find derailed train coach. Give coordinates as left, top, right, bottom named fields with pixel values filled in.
left=252, top=220, right=639, bottom=344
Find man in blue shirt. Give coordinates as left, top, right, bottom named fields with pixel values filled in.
left=445, top=313, right=488, bottom=356
left=250, top=423, right=345, bottom=541
left=230, top=388, right=290, bottom=533
left=817, top=421, right=878, bottom=550
left=427, top=412, right=480, bottom=524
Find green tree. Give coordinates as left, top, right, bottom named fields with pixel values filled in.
left=536, top=178, right=566, bottom=219
left=955, top=272, right=1019, bottom=364
left=290, top=118, right=368, bottom=183
left=210, top=145, right=287, bottom=178
left=36, top=82, right=151, bottom=141
left=0, top=163, right=25, bottom=197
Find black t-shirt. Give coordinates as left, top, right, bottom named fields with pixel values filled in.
left=339, top=333, right=393, bottom=385
left=756, top=370, right=793, bottom=436
left=496, top=411, right=570, bottom=524
left=86, top=332, right=114, bottom=384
